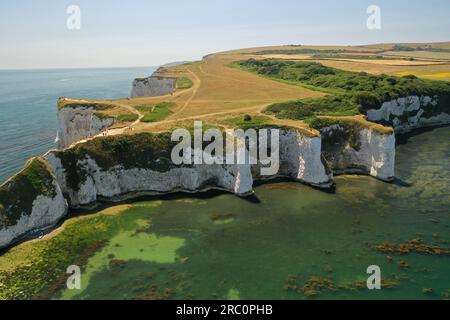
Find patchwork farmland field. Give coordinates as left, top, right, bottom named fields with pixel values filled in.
left=63, top=42, right=450, bottom=135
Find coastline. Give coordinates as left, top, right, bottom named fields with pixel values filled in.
left=1, top=122, right=448, bottom=252
left=1, top=125, right=449, bottom=299
left=1, top=46, right=450, bottom=252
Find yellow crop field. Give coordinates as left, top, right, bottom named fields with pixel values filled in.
left=329, top=58, right=444, bottom=66
left=395, top=69, right=450, bottom=81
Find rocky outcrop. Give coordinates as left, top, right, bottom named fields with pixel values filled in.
left=0, top=158, right=68, bottom=248
left=366, top=95, right=450, bottom=133
left=56, top=105, right=115, bottom=149
left=131, top=68, right=176, bottom=98
left=313, top=121, right=395, bottom=181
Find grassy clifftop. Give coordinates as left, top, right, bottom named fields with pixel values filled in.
left=57, top=98, right=141, bottom=124
left=0, top=158, right=57, bottom=228
left=57, top=98, right=120, bottom=111
left=306, top=115, right=394, bottom=135
left=53, top=132, right=178, bottom=191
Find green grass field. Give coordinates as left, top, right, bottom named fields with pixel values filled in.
left=139, top=102, right=176, bottom=123
left=176, top=77, right=193, bottom=89
left=117, top=113, right=139, bottom=123
left=235, top=58, right=450, bottom=121
left=223, top=115, right=272, bottom=129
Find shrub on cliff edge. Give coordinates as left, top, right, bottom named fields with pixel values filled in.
left=0, top=158, right=57, bottom=228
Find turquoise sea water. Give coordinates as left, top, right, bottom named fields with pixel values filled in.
left=0, top=67, right=156, bottom=183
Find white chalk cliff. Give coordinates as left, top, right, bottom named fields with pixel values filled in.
left=45, top=153, right=254, bottom=207
left=319, top=125, right=395, bottom=181
left=0, top=160, right=68, bottom=249
left=56, top=105, right=115, bottom=148
left=261, top=129, right=332, bottom=186
left=44, top=128, right=333, bottom=208
left=0, top=181, right=67, bottom=248
left=130, top=69, right=176, bottom=98
left=366, top=95, right=450, bottom=133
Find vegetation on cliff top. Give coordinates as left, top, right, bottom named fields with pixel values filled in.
left=223, top=115, right=273, bottom=130
left=176, top=77, right=193, bottom=89
left=0, top=158, right=57, bottom=229
left=220, top=114, right=318, bottom=137
left=265, top=95, right=359, bottom=119
left=117, top=113, right=139, bottom=123
left=305, top=116, right=393, bottom=135
left=304, top=116, right=393, bottom=172
left=57, top=98, right=120, bottom=111
left=57, top=98, right=126, bottom=121
left=139, top=102, right=175, bottom=123
left=53, top=133, right=178, bottom=192
left=234, top=59, right=450, bottom=121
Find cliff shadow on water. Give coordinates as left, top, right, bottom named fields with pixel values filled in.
left=395, top=124, right=450, bottom=146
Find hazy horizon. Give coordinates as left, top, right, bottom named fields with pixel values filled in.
left=1, top=0, right=449, bottom=70
left=0, top=65, right=158, bottom=71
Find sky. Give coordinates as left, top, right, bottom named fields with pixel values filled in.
left=0, top=0, right=449, bottom=69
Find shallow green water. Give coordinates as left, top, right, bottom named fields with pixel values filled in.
left=53, top=127, right=449, bottom=299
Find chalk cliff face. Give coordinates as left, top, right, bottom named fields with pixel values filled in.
left=316, top=124, right=395, bottom=181
left=130, top=69, right=176, bottom=98
left=252, top=128, right=332, bottom=187
left=0, top=158, right=68, bottom=248
left=0, top=127, right=332, bottom=247
left=45, top=152, right=254, bottom=207
left=45, top=128, right=332, bottom=208
left=279, top=130, right=332, bottom=186
left=366, top=95, right=450, bottom=133
left=56, top=105, right=115, bottom=149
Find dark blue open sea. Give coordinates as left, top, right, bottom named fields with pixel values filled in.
left=0, top=66, right=156, bottom=184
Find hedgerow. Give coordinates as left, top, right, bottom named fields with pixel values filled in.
left=235, top=59, right=450, bottom=120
